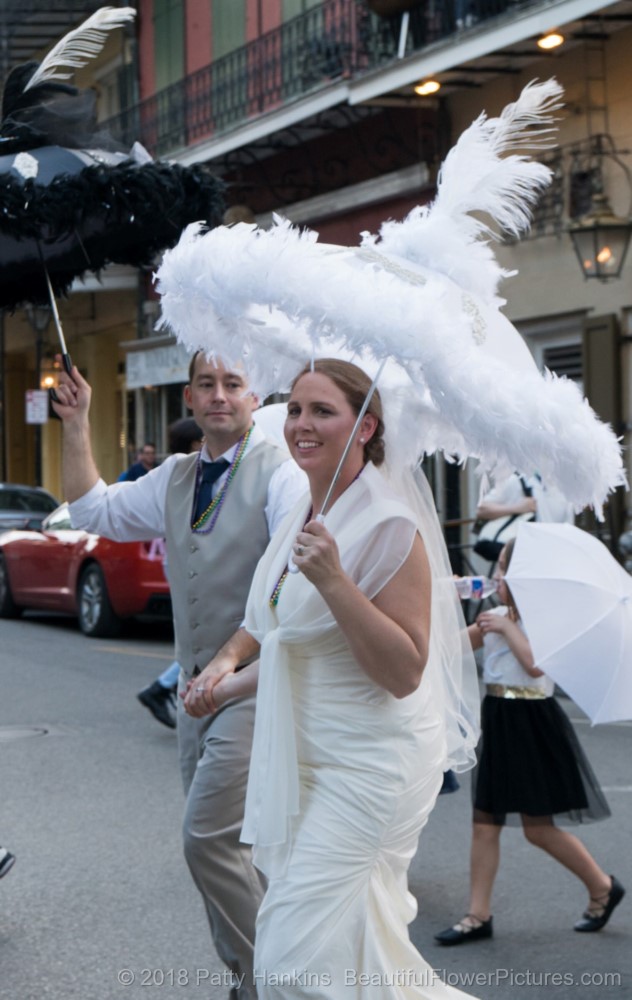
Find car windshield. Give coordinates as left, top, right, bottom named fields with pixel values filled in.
left=42, top=505, right=73, bottom=531
left=0, top=488, right=58, bottom=513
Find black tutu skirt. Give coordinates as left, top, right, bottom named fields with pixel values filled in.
left=472, top=695, right=611, bottom=826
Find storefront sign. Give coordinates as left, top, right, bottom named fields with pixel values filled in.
left=25, top=390, right=49, bottom=424
left=126, top=342, right=191, bottom=389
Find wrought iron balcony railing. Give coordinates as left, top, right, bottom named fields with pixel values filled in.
left=104, top=0, right=534, bottom=158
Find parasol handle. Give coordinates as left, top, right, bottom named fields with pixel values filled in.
left=319, top=358, right=386, bottom=517
left=42, top=267, right=68, bottom=354
left=288, top=359, right=386, bottom=574
left=49, top=352, right=74, bottom=405
left=41, top=267, right=74, bottom=403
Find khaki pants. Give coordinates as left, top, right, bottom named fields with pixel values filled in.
left=178, top=686, right=265, bottom=999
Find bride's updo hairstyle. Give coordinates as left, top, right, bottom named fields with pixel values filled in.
left=292, top=359, right=385, bottom=467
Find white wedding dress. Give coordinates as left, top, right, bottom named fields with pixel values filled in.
left=242, top=463, right=479, bottom=999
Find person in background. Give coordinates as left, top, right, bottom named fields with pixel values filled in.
left=472, top=471, right=574, bottom=567
left=118, top=442, right=158, bottom=482
left=476, top=471, right=574, bottom=525
left=137, top=417, right=204, bottom=729
left=435, top=538, right=624, bottom=946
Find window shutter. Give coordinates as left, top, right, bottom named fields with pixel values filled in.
left=154, top=0, right=184, bottom=90
left=542, top=343, right=582, bottom=382
left=580, top=313, right=624, bottom=548
left=582, top=313, right=621, bottom=429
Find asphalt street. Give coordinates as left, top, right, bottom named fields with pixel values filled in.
left=1, top=613, right=630, bottom=1000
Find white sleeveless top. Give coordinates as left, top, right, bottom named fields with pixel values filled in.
left=482, top=606, right=554, bottom=694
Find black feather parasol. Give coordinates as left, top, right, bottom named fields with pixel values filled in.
left=0, top=6, right=224, bottom=312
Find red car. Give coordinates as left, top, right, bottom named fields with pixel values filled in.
left=0, top=503, right=171, bottom=637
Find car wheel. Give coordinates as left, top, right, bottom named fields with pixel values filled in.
left=77, top=563, right=122, bottom=637
left=0, top=554, right=21, bottom=618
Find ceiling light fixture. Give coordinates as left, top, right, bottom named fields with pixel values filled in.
left=414, top=79, right=441, bottom=96
left=537, top=31, right=564, bottom=50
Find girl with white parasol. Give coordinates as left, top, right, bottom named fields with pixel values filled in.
left=435, top=537, right=623, bottom=947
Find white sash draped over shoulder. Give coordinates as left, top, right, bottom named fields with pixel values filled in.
left=242, top=462, right=417, bottom=876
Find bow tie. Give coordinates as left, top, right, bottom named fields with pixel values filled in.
left=194, top=458, right=230, bottom=521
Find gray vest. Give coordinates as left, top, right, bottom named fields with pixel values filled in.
left=164, top=441, right=287, bottom=677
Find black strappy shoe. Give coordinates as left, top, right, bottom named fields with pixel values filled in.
left=435, top=913, right=493, bottom=945
left=574, top=875, right=625, bottom=932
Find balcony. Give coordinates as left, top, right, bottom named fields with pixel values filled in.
left=105, top=0, right=567, bottom=159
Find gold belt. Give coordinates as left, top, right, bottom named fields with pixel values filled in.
left=486, top=684, right=548, bottom=700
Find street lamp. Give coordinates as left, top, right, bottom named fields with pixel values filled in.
left=569, top=193, right=632, bottom=279
left=568, top=135, right=632, bottom=281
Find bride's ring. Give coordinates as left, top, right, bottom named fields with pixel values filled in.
left=195, top=686, right=205, bottom=693
left=296, top=545, right=304, bottom=556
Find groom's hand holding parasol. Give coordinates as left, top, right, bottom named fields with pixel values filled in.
left=50, top=359, right=86, bottom=417
left=50, top=363, right=102, bottom=504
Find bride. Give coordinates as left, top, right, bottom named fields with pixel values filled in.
left=184, top=358, right=479, bottom=999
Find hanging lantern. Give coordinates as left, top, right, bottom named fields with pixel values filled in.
left=569, top=192, right=632, bottom=280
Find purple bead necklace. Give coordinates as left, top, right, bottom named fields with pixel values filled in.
left=191, top=426, right=253, bottom=534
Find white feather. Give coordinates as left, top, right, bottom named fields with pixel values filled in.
left=24, top=7, right=136, bottom=91
left=433, top=78, right=563, bottom=228
left=364, top=79, right=564, bottom=305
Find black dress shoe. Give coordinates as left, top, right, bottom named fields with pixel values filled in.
left=137, top=681, right=177, bottom=729
left=435, top=914, right=493, bottom=945
left=439, top=770, right=460, bottom=794
left=574, top=875, right=625, bottom=932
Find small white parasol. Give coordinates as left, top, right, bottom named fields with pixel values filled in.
left=506, top=521, right=632, bottom=724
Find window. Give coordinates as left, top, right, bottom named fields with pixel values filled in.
left=283, top=0, right=321, bottom=19
left=44, top=506, right=73, bottom=531
left=94, top=50, right=135, bottom=122
left=516, top=313, right=585, bottom=391
left=0, top=488, right=56, bottom=513
left=154, top=0, right=185, bottom=90
left=212, top=0, right=246, bottom=59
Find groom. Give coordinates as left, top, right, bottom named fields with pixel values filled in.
left=52, top=352, right=306, bottom=998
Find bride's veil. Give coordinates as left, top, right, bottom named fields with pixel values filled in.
left=387, top=461, right=481, bottom=772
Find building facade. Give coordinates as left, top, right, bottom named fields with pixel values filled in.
left=2, top=0, right=630, bottom=547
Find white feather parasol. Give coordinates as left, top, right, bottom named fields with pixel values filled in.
left=156, top=79, right=625, bottom=513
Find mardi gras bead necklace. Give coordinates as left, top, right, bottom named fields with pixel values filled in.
left=269, top=506, right=313, bottom=609
left=268, top=569, right=290, bottom=609
left=191, top=426, right=253, bottom=534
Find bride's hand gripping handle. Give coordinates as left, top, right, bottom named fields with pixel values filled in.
left=291, top=517, right=344, bottom=591
left=288, top=512, right=326, bottom=575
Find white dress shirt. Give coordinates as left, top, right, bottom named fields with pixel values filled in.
left=69, top=423, right=307, bottom=541
left=483, top=473, right=574, bottom=524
